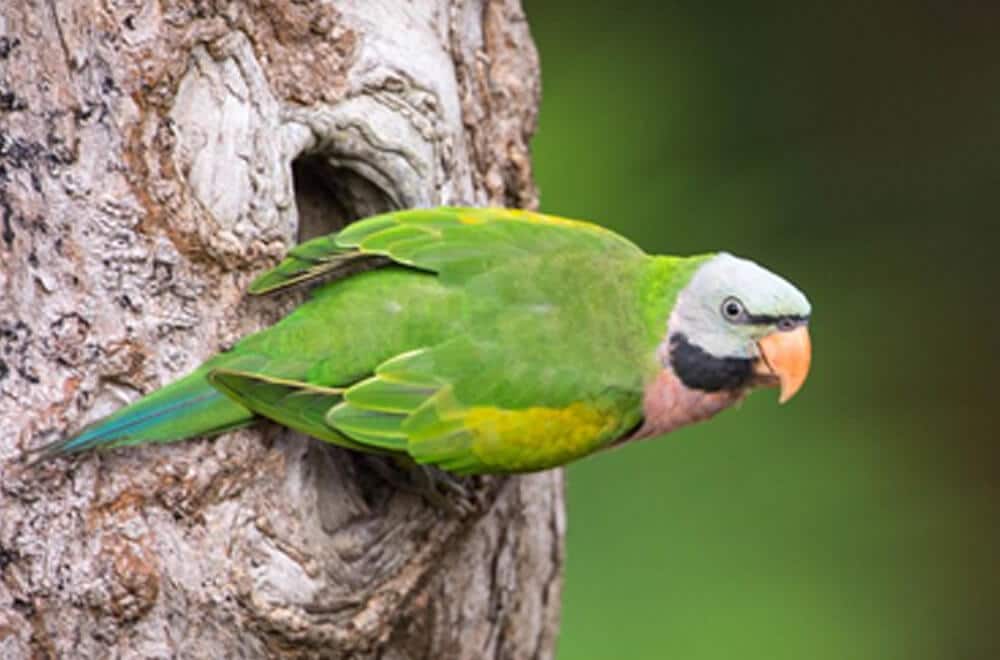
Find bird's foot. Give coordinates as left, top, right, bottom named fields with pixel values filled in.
left=408, top=463, right=483, bottom=517
left=359, top=455, right=481, bottom=517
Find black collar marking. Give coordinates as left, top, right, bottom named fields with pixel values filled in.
left=668, top=333, right=754, bottom=393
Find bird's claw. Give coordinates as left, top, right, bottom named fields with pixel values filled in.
left=408, top=463, right=482, bottom=517
left=360, top=455, right=481, bottom=517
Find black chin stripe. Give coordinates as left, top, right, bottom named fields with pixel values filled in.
left=668, top=333, right=754, bottom=392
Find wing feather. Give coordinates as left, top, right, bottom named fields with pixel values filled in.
left=248, top=207, right=643, bottom=294
left=324, top=341, right=640, bottom=475
left=207, top=368, right=375, bottom=451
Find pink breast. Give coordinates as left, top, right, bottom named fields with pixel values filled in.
left=625, top=368, right=745, bottom=443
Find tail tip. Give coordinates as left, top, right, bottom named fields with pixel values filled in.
left=18, top=435, right=87, bottom=470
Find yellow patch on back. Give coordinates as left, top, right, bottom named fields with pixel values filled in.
left=463, top=402, right=617, bottom=471
left=458, top=213, right=485, bottom=225
left=493, top=208, right=534, bottom=219
left=492, top=208, right=624, bottom=239
left=495, top=208, right=582, bottom=227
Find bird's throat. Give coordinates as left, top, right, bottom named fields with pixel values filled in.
left=626, top=366, right=746, bottom=442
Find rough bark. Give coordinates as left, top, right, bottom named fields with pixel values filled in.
left=0, top=2, right=562, bottom=658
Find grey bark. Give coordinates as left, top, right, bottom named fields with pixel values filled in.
left=0, top=2, right=563, bottom=658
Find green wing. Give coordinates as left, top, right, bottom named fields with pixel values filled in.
left=247, top=236, right=393, bottom=294
left=226, top=207, right=655, bottom=474
left=206, top=369, right=374, bottom=451
left=249, top=207, right=643, bottom=293
left=208, top=342, right=636, bottom=475
left=328, top=339, right=642, bottom=474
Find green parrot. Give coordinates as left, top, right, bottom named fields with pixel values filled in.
left=34, top=207, right=812, bottom=475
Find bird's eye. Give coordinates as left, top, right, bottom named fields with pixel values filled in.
left=721, top=297, right=744, bottom=321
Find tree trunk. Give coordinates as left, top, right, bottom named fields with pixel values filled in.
left=0, top=2, right=563, bottom=658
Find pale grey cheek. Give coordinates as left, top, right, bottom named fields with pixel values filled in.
left=688, top=332, right=730, bottom=358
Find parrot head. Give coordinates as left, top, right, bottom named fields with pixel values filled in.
left=668, top=253, right=812, bottom=403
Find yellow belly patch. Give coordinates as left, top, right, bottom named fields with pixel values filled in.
left=464, top=402, right=617, bottom=471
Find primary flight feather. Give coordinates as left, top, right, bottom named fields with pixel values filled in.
left=36, top=207, right=812, bottom=475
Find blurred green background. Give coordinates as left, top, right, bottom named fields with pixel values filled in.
left=525, top=3, right=998, bottom=659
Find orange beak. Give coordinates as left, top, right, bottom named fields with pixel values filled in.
left=754, top=325, right=812, bottom=403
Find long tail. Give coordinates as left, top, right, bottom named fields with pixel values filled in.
left=27, top=367, right=254, bottom=462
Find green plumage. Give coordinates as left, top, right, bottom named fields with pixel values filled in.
left=45, top=208, right=710, bottom=474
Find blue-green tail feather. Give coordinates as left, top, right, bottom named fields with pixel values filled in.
left=32, top=367, right=254, bottom=460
